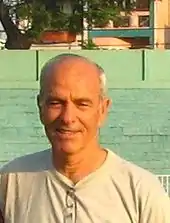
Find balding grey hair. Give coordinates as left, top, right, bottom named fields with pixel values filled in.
left=39, top=53, right=107, bottom=98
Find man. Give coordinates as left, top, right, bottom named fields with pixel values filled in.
left=0, top=53, right=170, bottom=223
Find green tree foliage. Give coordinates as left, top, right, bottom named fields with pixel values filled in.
left=0, top=0, right=134, bottom=49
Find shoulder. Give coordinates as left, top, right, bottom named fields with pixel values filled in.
left=107, top=149, right=170, bottom=221
left=106, top=149, right=166, bottom=195
left=0, top=149, right=52, bottom=173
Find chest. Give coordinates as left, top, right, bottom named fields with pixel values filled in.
left=4, top=174, right=138, bottom=223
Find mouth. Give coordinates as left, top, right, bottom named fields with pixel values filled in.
left=55, top=129, right=79, bottom=139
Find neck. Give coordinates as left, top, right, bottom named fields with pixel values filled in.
left=52, top=142, right=107, bottom=183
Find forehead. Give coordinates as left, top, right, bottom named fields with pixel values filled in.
left=41, top=58, right=101, bottom=98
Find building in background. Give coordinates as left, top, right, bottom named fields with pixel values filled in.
left=90, top=0, right=170, bottom=49
left=0, top=0, right=170, bottom=49
left=43, top=0, right=170, bottom=49
left=154, top=0, right=170, bottom=49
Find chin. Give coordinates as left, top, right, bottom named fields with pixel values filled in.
left=52, top=141, right=83, bottom=155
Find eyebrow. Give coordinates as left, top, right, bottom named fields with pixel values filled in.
left=46, top=95, right=93, bottom=104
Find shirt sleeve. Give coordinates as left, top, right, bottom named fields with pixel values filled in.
left=138, top=175, right=170, bottom=223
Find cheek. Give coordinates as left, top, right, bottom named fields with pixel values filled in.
left=80, top=110, right=100, bottom=129
left=40, top=108, right=60, bottom=125
left=89, top=108, right=104, bottom=129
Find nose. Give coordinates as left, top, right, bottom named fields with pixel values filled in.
left=59, top=102, right=76, bottom=125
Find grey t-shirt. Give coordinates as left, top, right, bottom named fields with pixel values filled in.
left=0, top=149, right=170, bottom=223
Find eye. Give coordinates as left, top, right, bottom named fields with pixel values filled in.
left=77, top=102, right=90, bottom=108
left=50, top=101, right=60, bottom=105
left=75, top=99, right=93, bottom=108
left=80, top=102, right=88, bottom=106
left=47, top=101, right=62, bottom=107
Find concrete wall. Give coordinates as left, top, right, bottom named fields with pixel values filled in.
left=1, top=50, right=170, bottom=175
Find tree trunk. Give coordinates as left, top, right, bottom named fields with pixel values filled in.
left=0, top=1, right=31, bottom=49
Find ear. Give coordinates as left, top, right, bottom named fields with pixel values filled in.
left=37, top=94, right=41, bottom=110
left=98, top=97, right=112, bottom=127
left=101, top=97, right=112, bottom=114
left=37, top=94, right=44, bottom=123
left=37, top=94, right=39, bottom=107
left=104, top=98, right=112, bottom=111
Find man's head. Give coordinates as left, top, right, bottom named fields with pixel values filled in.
left=37, top=54, right=111, bottom=155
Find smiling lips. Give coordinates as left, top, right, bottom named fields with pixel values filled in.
left=55, top=129, right=80, bottom=139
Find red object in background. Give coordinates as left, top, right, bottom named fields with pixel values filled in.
left=40, top=31, right=76, bottom=43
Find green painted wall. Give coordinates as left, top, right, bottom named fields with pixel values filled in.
left=145, top=50, right=170, bottom=81
left=101, top=89, right=170, bottom=174
left=1, top=50, right=170, bottom=175
left=38, top=50, right=143, bottom=84
left=0, top=51, right=37, bottom=81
